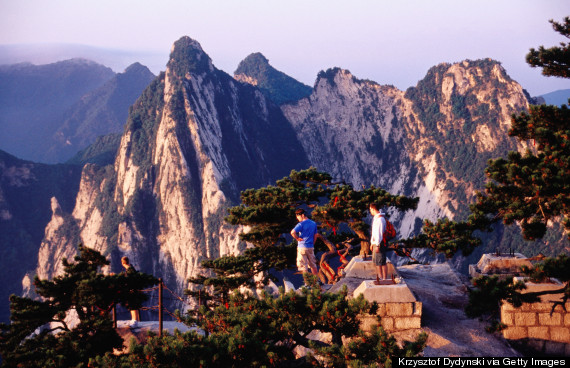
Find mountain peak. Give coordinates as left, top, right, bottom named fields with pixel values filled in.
left=124, top=62, right=151, bottom=74
left=234, top=52, right=311, bottom=105
left=235, top=52, right=270, bottom=73
left=167, top=36, right=213, bottom=76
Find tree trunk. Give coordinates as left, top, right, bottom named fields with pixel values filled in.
left=354, top=229, right=370, bottom=258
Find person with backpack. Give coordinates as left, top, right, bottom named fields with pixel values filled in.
left=369, top=203, right=390, bottom=285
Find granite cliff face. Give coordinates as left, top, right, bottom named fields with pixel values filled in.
left=281, top=69, right=423, bottom=236
left=26, top=40, right=557, bottom=312
left=25, top=37, right=309, bottom=306
left=281, top=60, right=530, bottom=241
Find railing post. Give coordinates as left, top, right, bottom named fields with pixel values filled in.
left=159, top=278, right=163, bottom=337
left=112, top=304, right=117, bottom=329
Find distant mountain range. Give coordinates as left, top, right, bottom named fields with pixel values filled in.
left=1, top=44, right=566, bottom=165
left=0, top=59, right=154, bottom=163
left=539, top=88, right=570, bottom=106
left=0, top=43, right=167, bottom=75
left=0, top=38, right=567, bottom=325
left=47, top=62, right=155, bottom=163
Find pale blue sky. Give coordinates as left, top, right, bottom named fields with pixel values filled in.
left=1, top=0, right=569, bottom=95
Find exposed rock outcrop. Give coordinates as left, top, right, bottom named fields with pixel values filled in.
left=281, top=60, right=530, bottom=243
left=24, top=37, right=310, bottom=311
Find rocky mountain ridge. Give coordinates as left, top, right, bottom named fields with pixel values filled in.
left=46, top=62, right=155, bottom=163
left=0, top=59, right=154, bottom=163
left=15, top=37, right=567, bottom=319
left=281, top=59, right=531, bottom=241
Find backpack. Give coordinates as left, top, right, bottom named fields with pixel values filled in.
left=382, top=216, right=396, bottom=242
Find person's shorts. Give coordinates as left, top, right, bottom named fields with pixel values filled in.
left=372, top=246, right=387, bottom=266
left=297, top=247, right=318, bottom=273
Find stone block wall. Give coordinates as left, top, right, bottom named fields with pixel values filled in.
left=360, top=301, right=422, bottom=333
left=501, top=301, right=570, bottom=356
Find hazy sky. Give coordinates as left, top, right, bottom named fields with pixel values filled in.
left=1, top=0, right=569, bottom=95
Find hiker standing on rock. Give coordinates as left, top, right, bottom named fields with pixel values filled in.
left=369, top=203, right=388, bottom=284
left=290, top=209, right=319, bottom=276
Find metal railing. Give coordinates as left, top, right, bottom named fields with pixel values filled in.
left=112, top=278, right=194, bottom=337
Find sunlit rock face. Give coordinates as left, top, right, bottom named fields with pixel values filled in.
left=26, top=37, right=309, bottom=307
left=282, top=59, right=533, bottom=268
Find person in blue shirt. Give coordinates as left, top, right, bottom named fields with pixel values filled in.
left=290, top=208, right=319, bottom=276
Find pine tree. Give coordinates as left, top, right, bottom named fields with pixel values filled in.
left=0, top=245, right=158, bottom=367
left=475, top=104, right=570, bottom=240
left=473, top=17, right=569, bottom=249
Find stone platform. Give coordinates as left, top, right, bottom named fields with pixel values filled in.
left=468, top=252, right=532, bottom=279
left=336, top=256, right=422, bottom=332
left=353, top=280, right=417, bottom=303
left=342, top=256, right=398, bottom=280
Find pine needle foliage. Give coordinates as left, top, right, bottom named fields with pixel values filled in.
left=476, top=102, right=570, bottom=240
left=176, top=168, right=429, bottom=366
left=526, top=17, right=570, bottom=79
left=400, top=216, right=487, bottom=258
left=465, top=276, right=539, bottom=320
left=0, top=245, right=158, bottom=367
